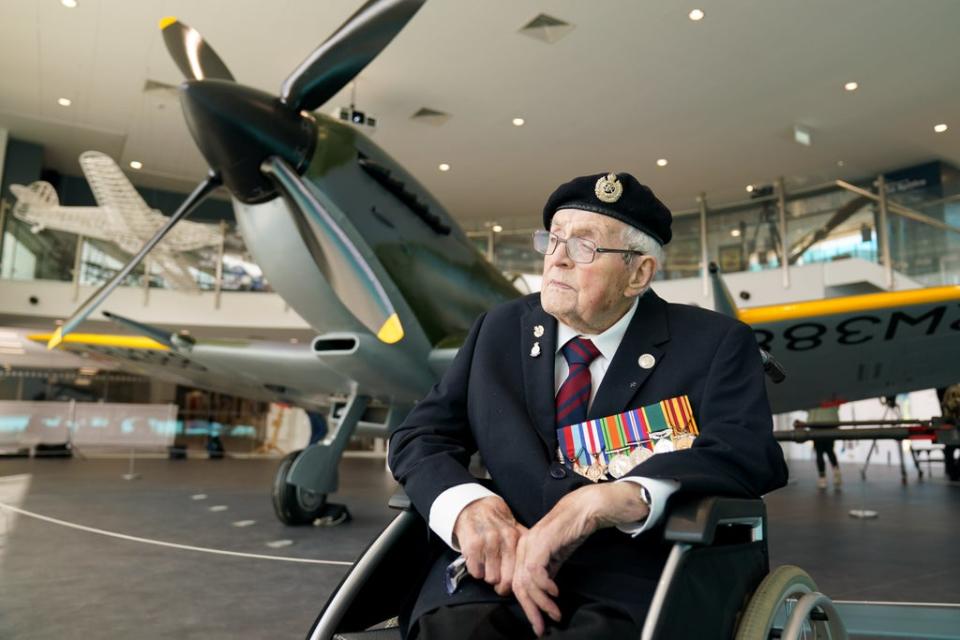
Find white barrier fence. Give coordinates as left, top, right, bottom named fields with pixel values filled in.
left=0, top=401, right=177, bottom=452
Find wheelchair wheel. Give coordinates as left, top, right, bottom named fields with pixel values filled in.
left=735, top=565, right=828, bottom=640
left=272, top=449, right=327, bottom=525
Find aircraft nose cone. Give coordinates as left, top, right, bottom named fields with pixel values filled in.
left=180, top=80, right=317, bottom=203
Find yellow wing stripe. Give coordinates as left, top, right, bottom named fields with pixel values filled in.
left=29, top=333, right=170, bottom=351
left=739, top=285, right=960, bottom=325
left=159, top=16, right=177, bottom=30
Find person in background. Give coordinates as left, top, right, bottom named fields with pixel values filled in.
left=807, top=405, right=842, bottom=489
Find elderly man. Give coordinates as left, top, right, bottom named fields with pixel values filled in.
left=389, top=172, right=788, bottom=639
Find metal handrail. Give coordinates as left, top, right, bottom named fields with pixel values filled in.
left=835, top=180, right=960, bottom=235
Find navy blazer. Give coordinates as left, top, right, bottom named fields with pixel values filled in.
left=389, top=290, right=788, bottom=628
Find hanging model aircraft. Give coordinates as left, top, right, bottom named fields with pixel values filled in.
left=39, top=0, right=960, bottom=526
left=9, top=151, right=223, bottom=291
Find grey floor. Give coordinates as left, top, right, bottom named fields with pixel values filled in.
left=0, top=455, right=958, bottom=639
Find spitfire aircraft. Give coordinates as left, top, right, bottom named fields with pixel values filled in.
left=39, top=0, right=960, bottom=526
left=43, top=0, right=520, bottom=525
left=10, top=151, right=223, bottom=291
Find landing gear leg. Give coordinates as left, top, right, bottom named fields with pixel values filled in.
left=272, top=394, right=370, bottom=526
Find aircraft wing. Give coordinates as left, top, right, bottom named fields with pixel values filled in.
left=28, top=331, right=349, bottom=413
left=164, top=219, right=224, bottom=252
left=79, top=151, right=154, bottom=220
left=743, top=286, right=960, bottom=413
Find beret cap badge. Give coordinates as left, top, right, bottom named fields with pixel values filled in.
left=594, top=173, right=623, bottom=203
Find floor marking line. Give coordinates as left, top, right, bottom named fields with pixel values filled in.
left=0, top=501, right=353, bottom=566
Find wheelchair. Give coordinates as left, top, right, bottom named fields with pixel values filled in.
left=306, top=492, right=848, bottom=640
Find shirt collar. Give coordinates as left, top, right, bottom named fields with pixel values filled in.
left=555, top=297, right=640, bottom=362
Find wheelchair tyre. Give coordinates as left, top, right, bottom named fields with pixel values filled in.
left=272, top=449, right=327, bottom=525
left=735, top=565, right=821, bottom=640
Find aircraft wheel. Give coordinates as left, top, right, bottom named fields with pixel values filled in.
left=272, top=449, right=327, bottom=525
left=735, top=565, right=830, bottom=640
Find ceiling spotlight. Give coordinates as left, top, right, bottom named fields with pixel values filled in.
left=61, top=0, right=78, bottom=7
left=492, top=224, right=503, bottom=233
left=837, top=160, right=845, bottom=167
left=57, top=97, right=72, bottom=107
left=934, top=123, right=948, bottom=133
left=844, top=81, right=858, bottom=92
left=745, top=185, right=755, bottom=193
left=656, top=158, right=668, bottom=167
left=730, top=229, right=742, bottom=238
left=129, top=160, right=143, bottom=170
left=512, top=117, right=525, bottom=127
left=438, top=163, right=450, bottom=172
left=688, top=9, right=704, bottom=21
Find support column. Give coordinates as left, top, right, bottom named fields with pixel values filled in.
left=877, top=174, right=894, bottom=289
left=776, top=177, right=790, bottom=288
left=698, top=193, right=709, bottom=296
left=214, top=220, right=226, bottom=310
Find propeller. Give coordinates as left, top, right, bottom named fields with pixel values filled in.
left=49, top=0, right=423, bottom=347
left=159, top=17, right=234, bottom=81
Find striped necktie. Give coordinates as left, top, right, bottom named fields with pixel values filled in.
left=556, top=337, right=602, bottom=428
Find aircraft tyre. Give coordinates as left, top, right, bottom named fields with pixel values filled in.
left=735, top=565, right=834, bottom=640
left=272, top=449, right=328, bottom=525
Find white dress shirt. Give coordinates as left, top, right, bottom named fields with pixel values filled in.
left=429, top=297, right=679, bottom=550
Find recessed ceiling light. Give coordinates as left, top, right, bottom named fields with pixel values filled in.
left=837, top=160, right=845, bottom=167
left=688, top=9, right=704, bottom=21
left=438, top=163, right=450, bottom=172
left=512, top=117, right=525, bottom=127
left=61, top=0, right=78, bottom=8
left=745, top=185, right=755, bottom=193
left=656, top=158, right=668, bottom=167
left=730, top=229, right=742, bottom=238
left=934, top=123, right=948, bottom=133
left=492, top=224, right=503, bottom=233
left=844, top=81, right=858, bottom=92
left=129, top=160, right=143, bottom=170
left=57, top=97, right=71, bottom=107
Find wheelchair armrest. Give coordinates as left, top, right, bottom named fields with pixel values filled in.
left=388, top=489, right=412, bottom=511
left=662, top=495, right=765, bottom=545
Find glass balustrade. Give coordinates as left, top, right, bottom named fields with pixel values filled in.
left=468, top=175, right=960, bottom=289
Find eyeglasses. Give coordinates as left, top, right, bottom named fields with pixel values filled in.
left=532, top=230, right=644, bottom=264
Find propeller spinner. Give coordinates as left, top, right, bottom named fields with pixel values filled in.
left=49, top=0, right=425, bottom=348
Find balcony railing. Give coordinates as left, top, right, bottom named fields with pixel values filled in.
left=468, top=175, right=960, bottom=291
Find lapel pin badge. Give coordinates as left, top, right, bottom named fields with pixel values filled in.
left=533, top=324, right=544, bottom=338
left=530, top=342, right=541, bottom=358
left=638, top=353, right=656, bottom=369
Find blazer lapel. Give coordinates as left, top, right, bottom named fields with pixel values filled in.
left=589, top=291, right=671, bottom=419
left=520, top=301, right=559, bottom=453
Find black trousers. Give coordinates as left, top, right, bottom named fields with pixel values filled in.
left=814, top=440, right=838, bottom=475
left=413, top=599, right=640, bottom=640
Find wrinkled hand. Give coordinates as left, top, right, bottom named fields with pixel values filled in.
left=453, top=496, right=527, bottom=596
left=513, top=482, right=650, bottom=636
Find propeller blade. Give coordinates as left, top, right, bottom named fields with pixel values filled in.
left=280, top=0, right=425, bottom=112
left=48, top=173, right=222, bottom=350
left=159, top=17, right=235, bottom=82
left=708, top=262, right=739, bottom=319
left=103, top=310, right=198, bottom=351
left=261, top=156, right=403, bottom=344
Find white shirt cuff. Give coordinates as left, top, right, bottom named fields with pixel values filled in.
left=428, top=483, right=497, bottom=550
left=615, top=476, right=681, bottom=536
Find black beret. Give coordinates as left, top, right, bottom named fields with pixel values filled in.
left=542, top=172, right=672, bottom=245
